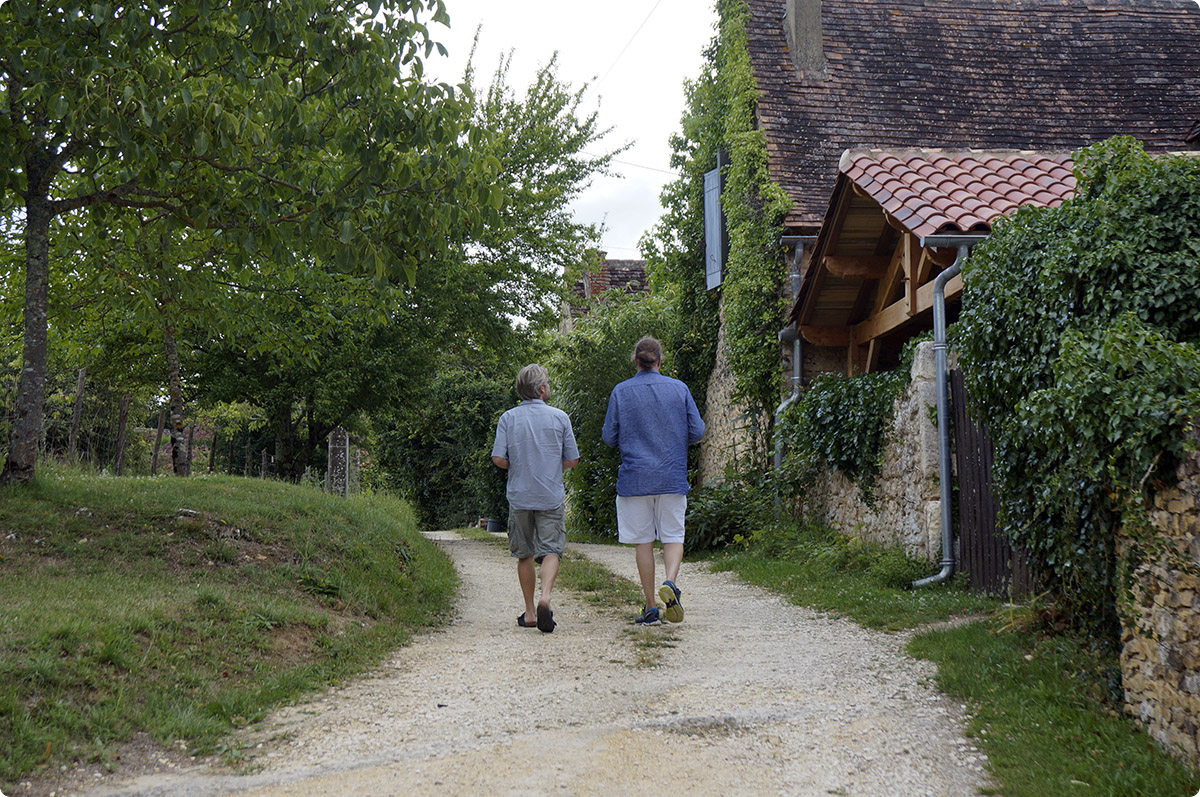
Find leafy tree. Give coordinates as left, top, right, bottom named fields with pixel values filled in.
left=954, top=137, right=1200, bottom=635
left=0, top=0, right=499, bottom=483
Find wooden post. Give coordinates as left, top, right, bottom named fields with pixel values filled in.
left=243, top=441, right=251, bottom=476
left=114, top=395, right=130, bottom=476
left=151, top=408, right=166, bottom=475
left=261, top=448, right=268, bottom=479
left=67, top=367, right=86, bottom=461
left=186, top=424, right=194, bottom=469
left=208, top=430, right=218, bottom=474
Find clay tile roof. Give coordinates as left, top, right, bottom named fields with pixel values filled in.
left=746, top=0, right=1200, bottom=230
left=840, top=148, right=1077, bottom=238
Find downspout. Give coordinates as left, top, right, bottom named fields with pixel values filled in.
left=911, top=234, right=987, bottom=588
left=774, top=236, right=818, bottom=504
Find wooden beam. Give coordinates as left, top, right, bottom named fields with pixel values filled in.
left=823, top=255, right=890, bottom=280
left=904, top=234, right=920, bottom=316
left=873, top=243, right=907, bottom=314
left=800, top=325, right=852, bottom=346
left=852, top=270, right=964, bottom=344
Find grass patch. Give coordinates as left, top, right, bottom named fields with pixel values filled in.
left=909, top=619, right=1199, bottom=796
left=0, top=468, right=456, bottom=786
left=711, top=521, right=997, bottom=630
left=714, top=518, right=1198, bottom=794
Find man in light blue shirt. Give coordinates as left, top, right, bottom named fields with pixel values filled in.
left=602, top=337, right=705, bottom=625
left=492, top=364, right=579, bottom=633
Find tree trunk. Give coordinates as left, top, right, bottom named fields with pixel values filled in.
left=162, top=322, right=190, bottom=477
left=1, top=195, right=53, bottom=485
left=67, top=367, right=86, bottom=462
left=208, top=430, right=218, bottom=473
left=114, top=394, right=130, bottom=476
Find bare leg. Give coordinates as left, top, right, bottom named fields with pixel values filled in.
left=662, top=542, right=683, bottom=585
left=517, top=556, right=536, bottom=623
left=635, top=542, right=658, bottom=607
left=537, top=554, right=560, bottom=608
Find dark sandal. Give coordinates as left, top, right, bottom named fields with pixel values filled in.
left=536, top=604, right=556, bottom=633
left=516, top=612, right=537, bottom=628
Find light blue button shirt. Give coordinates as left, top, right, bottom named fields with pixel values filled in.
left=601, top=370, right=705, bottom=497
left=492, top=400, right=580, bottom=510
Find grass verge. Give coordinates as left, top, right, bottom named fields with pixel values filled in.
left=711, top=520, right=1200, bottom=795
left=0, top=468, right=456, bottom=787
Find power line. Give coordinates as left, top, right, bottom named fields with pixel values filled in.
left=596, top=0, right=666, bottom=85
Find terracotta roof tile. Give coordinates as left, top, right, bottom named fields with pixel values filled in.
left=746, top=0, right=1200, bottom=229
left=839, top=148, right=1077, bottom=238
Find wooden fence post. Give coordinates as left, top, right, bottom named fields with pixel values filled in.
left=114, top=394, right=130, bottom=476
left=67, top=367, right=86, bottom=462
left=151, top=408, right=166, bottom=475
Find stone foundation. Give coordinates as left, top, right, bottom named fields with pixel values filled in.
left=1120, top=427, right=1200, bottom=768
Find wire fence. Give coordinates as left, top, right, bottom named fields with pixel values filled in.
left=0, top=374, right=361, bottom=495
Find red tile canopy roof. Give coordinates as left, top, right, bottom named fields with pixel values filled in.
left=839, top=148, right=1077, bottom=239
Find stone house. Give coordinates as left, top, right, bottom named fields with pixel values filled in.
left=699, top=0, right=1200, bottom=482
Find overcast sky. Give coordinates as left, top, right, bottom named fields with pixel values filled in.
left=426, top=1, right=719, bottom=260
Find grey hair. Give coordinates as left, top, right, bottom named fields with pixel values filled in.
left=516, top=363, right=549, bottom=401
left=632, top=336, right=662, bottom=371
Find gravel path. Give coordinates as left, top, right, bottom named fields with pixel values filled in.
left=80, top=531, right=989, bottom=796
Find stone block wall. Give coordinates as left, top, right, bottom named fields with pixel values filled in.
left=697, top=295, right=762, bottom=484
left=1121, top=427, right=1200, bottom=768
left=800, top=341, right=943, bottom=560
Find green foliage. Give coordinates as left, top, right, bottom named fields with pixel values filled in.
left=714, top=0, right=793, bottom=442
left=954, top=137, right=1200, bottom=633
left=555, top=290, right=682, bottom=538
left=373, top=373, right=511, bottom=529
left=644, top=0, right=794, bottom=441
left=0, top=469, right=456, bottom=783
left=777, top=338, right=921, bottom=504
left=684, top=468, right=774, bottom=553
left=909, top=621, right=1200, bottom=796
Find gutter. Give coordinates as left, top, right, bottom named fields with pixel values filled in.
left=911, top=234, right=988, bottom=589
left=774, top=236, right=818, bottom=503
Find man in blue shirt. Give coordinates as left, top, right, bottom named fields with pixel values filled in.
left=492, top=364, right=580, bottom=633
left=602, top=337, right=705, bottom=625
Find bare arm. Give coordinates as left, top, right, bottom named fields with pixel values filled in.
left=492, top=456, right=509, bottom=469
left=563, top=458, right=579, bottom=470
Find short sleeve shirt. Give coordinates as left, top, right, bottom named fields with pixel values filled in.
left=492, top=400, right=580, bottom=510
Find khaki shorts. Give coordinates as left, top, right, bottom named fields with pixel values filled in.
left=616, top=494, right=687, bottom=545
left=508, top=505, right=566, bottom=563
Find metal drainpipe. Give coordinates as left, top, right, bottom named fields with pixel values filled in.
left=912, top=234, right=987, bottom=589
left=774, top=236, right=818, bottom=504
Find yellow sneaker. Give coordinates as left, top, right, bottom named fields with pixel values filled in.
left=658, top=581, right=683, bottom=623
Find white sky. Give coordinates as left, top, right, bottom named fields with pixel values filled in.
left=426, top=0, right=719, bottom=259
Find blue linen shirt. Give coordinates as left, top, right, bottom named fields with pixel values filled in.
left=601, top=370, right=705, bottom=497
left=491, top=399, right=579, bottom=510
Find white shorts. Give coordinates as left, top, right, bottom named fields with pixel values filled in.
left=616, top=494, right=687, bottom=545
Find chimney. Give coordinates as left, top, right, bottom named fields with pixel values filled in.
left=784, top=0, right=825, bottom=75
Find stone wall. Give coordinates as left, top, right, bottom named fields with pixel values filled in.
left=697, top=295, right=762, bottom=484
left=800, top=341, right=943, bottom=560
left=1120, top=427, right=1200, bottom=768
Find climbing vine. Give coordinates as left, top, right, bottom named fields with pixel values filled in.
left=645, top=0, right=792, bottom=467
left=777, top=338, right=923, bottom=506
left=954, top=136, right=1200, bottom=636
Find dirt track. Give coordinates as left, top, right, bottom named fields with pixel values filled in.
left=62, top=531, right=990, bottom=796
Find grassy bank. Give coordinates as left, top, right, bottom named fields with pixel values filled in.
left=711, top=521, right=1200, bottom=796
left=0, top=469, right=457, bottom=787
